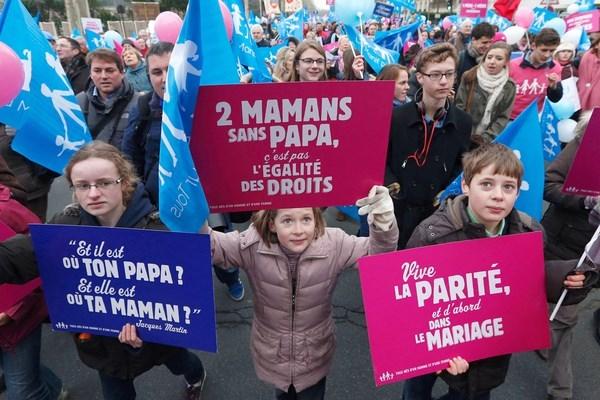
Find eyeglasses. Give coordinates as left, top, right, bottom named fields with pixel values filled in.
left=420, top=71, right=456, bottom=81
left=71, top=178, right=123, bottom=193
left=299, top=58, right=326, bottom=66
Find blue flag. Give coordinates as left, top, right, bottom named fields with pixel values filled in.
left=70, top=27, right=81, bottom=38
left=389, top=0, right=417, bottom=12
left=540, top=98, right=560, bottom=162
left=441, top=101, right=544, bottom=220
left=530, top=7, right=557, bottom=35
left=222, top=0, right=265, bottom=82
left=579, top=0, right=596, bottom=12
left=159, top=0, right=238, bottom=233
left=374, top=20, right=421, bottom=53
left=85, top=28, right=107, bottom=51
left=486, top=10, right=512, bottom=32
left=255, top=44, right=284, bottom=82
left=0, top=0, right=91, bottom=173
left=32, top=9, right=40, bottom=24
left=345, top=24, right=399, bottom=74
left=282, top=9, right=304, bottom=41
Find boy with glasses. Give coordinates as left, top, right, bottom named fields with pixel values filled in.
left=385, top=43, right=472, bottom=248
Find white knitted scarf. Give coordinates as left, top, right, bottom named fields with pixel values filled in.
left=476, top=66, right=509, bottom=135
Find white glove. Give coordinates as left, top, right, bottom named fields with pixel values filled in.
left=356, top=185, right=394, bottom=232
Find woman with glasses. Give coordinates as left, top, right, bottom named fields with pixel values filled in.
left=455, top=42, right=516, bottom=144
left=0, top=142, right=207, bottom=400
left=291, top=41, right=328, bottom=82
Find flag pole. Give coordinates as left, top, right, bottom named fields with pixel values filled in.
left=550, top=223, right=600, bottom=321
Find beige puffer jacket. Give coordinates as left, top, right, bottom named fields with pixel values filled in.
left=211, top=222, right=398, bottom=391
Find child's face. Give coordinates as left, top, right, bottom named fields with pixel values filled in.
left=461, top=165, right=519, bottom=233
left=269, top=208, right=316, bottom=253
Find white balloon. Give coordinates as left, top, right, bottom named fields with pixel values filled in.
left=563, top=27, right=583, bottom=47
left=557, top=119, right=578, bottom=143
left=503, top=26, right=526, bottom=46
left=566, top=3, right=580, bottom=14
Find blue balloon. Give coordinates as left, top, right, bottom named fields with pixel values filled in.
left=335, top=0, right=375, bottom=27
left=550, top=99, right=576, bottom=120
left=543, top=17, right=567, bottom=36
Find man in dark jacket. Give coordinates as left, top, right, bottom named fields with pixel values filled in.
left=456, top=22, right=495, bottom=87
left=77, top=49, right=139, bottom=148
left=540, top=113, right=598, bottom=400
left=56, top=37, right=90, bottom=94
left=122, top=42, right=245, bottom=302
left=385, top=43, right=472, bottom=249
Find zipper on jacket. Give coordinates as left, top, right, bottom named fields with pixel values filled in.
left=289, top=265, right=297, bottom=385
left=402, top=159, right=407, bottom=168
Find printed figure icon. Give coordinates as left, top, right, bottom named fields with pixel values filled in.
left=45, top=52, right=71, bottom=90
left=168, top=40, right=202, bottom=103
left=21, top=49, right=32, bottom=92
left=40, top=83, right=87, bottom=156
left=231, top=4, right=248, bottom=38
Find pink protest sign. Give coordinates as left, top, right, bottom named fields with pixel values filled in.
left=190, top=81, right=394, bottom=212
left=563, top=109, right=600, bottom=196
left=0, top=221, right=41, bottom=312
left=358, top=232, right=550, bottom=386
left=460, top=0, right=488, bottom=18
left=565, top=10, right=600, bottom=32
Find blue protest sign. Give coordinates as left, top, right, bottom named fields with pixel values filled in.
left=373, top=2, right=395, bottom=18
left=374, top=20, right=421, bottom=53
left=530, top=7, right=557, bottom=35
left=29, top=225, right=217, bottom=352
left=486, top=9, right=512, bottom=32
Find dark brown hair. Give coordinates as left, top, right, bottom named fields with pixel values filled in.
left=86, top=48, right=124, bottom=72
left=462, top=143, right=523, bottom=188
left=533, top=28, right=560, bottom=47
left=252, top=208, right=326, bottom=246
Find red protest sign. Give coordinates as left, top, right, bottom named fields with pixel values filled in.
left=563, top=108, right=600, bottom=196
left=358, top=232, right=550, bottom=386
left=190, top=81, right=394, bottom=212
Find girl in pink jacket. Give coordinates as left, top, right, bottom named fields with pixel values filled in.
left=209, top=186, right=398, bottom=399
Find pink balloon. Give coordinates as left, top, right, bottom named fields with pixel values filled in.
left=493, top=32, right=507, bottom=43
left=219, top=1, right=234, bottom=41
left=514, top=7, right=535, bottom=29
left=0, top=42, right=24, bottom=107
left=155, top=11, right=183, bottom=44
left=442, top=17, right=453, bottom=31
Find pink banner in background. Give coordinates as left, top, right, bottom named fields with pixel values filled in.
left=565, top=10, right=600, bottom=32
left=563, top=108, right=600, bottom=196
left=358, top=232, right=550, bottom=386
left=190, top=81, right=394, bottom=212
left=460, top=0, right=488, bottom=18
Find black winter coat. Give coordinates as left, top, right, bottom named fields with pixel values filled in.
left=0, top=184, right=182, bottom=379
left=407, top=195, right=584, bottom=398
left=384, top=102, right=472, bottom=248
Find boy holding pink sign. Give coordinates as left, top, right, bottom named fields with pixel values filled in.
left=401, top=143, right=593, bottom=400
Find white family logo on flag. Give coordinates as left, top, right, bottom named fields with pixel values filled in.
left=512, top=150, right=530, bottom=191
left=231, top=3, right=248, bottom=39
left=543, top=113, right=559, bottom=158
left=20, top=49, right=32, bottom=92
